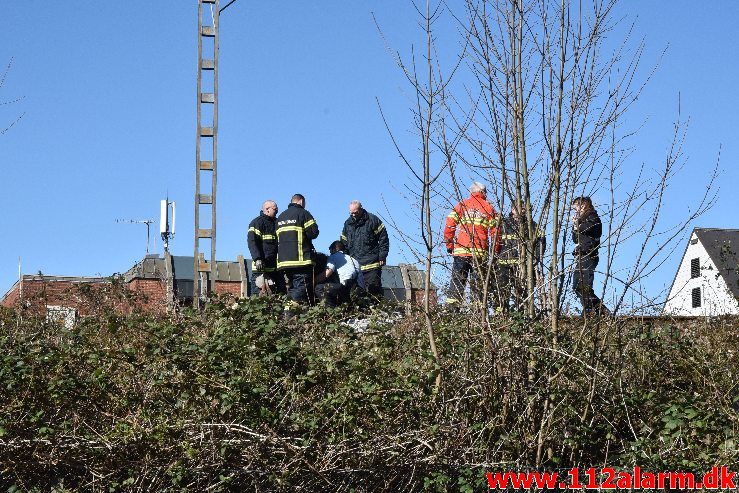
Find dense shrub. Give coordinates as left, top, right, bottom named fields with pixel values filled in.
left=0, top=298, right=737, bottom=491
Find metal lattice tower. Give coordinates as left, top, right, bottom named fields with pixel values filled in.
left=194, top=0, right=219, bottom=309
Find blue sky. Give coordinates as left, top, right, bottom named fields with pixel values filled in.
left=1, top=2, right=737, bottom=306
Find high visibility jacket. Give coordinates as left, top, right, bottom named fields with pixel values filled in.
left=498, top=214, right=546, bottom=265
left=276, top=203, right=319, bottom=270
left=247, top=212, right=278, bottom=272
left=444, top=192, right=500, bottom=257
left=341, top=209, right=389, bottom=272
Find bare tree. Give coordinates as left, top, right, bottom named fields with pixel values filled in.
left=1, top=58, right=25, bottom=136
left=375, top=0, right=720, bottom=472
left=375, top=1, right=472, bottom=388
left=432, top=0, right=716, bottom=327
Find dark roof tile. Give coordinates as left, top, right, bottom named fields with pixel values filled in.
left=694, top=228, right=739, bottom=300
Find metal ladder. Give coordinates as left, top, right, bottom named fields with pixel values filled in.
left=194, top=0, right=219, bottom=309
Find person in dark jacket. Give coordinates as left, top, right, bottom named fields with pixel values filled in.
left=247, top=200, right=285, bottom=296
left=277, top=194, right=319, bottom=305
left=341, top=200, right=389, bottom=298
left=571, top=196, right=609, bottom=315
left=497, top=202, right=545, bottom=311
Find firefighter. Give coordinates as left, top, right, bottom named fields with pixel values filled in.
left=496, top=202, right=545, bottom=311
left=444, top=182, right=500, bottom=307
left=341, top=200, right=389, bottom=299
left=571, top=196, right=609, bottom=316
left=276, top=194, right=320, bottom=306
left=247, top=200, right=285, bottom=296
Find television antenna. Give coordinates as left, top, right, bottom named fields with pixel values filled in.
left=116, top=218, right=156, bottom=254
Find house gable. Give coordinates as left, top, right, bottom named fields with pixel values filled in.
left=694, top=228, right=739, bottom=301
left=663, top=228, right=739, bottom=316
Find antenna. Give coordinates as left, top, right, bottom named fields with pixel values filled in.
left=116, top=218, right=155, bottom=254
left=160, top=198, right=176, bottom=252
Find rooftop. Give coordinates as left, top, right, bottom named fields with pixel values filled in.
left=694, top=228, right=739, bottom=300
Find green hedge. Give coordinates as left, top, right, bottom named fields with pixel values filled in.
left=1, top=298, right=737, bottom=491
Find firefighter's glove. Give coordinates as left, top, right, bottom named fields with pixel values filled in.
left=446, top=247, right=453, bottom=254
left=254, top=259, right=264, bottom=272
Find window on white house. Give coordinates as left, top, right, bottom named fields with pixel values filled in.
left=690, top=258, right=700, bottom=278
left=46, top=305, right=77, bottom=329
left=691, top=287, right=701, bottom=308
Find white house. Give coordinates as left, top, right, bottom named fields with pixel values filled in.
left=663, top=228, right=739, bottom=316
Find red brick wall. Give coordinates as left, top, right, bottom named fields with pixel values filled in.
left=215, top=281, right=242, bottom=297
left=413, top=288, right=438, bottom=306
left=1, top=279, right=106, bottom=316
left=1, top=283, right=20, bottom=308
left=127, top=279, right=168, bottom=313
left=1, top=278, right=171, bottom=316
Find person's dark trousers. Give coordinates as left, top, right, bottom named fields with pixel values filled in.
left=496, top=263, right=527, bottom=311
left=447, top=256, right=488, bottom=303
left=250, top=270, right=286, bottom=296
left=573, top=255, right=604, bottom=313
left=447, top=256, right=468, bottom=301
left=283, top=267, right=314, bottom=305
left=362, top=268, right=384, bottom=299
left=495, top=263, right=515, bottom=311
left=315, top=282, right=350, bottom=308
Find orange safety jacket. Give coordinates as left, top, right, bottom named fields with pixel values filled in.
left=444, top=192, right=500, bottom=257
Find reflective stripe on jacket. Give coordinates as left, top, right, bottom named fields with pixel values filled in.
left=498, top=214, right=545, bottom=264
left=341, top=209, right=389, bottom=271
left=276, top=203, right=319, bottom=269
left=247, top=212, right=278, bottom=272
left=444, top=193, right=500, bottom=257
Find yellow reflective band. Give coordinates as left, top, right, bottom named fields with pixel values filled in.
left=262, top=234, right=276, bottom=240
left=298, top=226, right=303, bottom=262
left=340, top=234, right=347, bottom=241
left=361, top=262, right=381, bottom=271
left=303, top=219, right=316, bottom=229
left=498, top=259, right=519, bottom=265
left=501, top=234, right=517, bottom=240
left=277, top=225, right=307, bottom=265
left=447, top=211, right=460, bottom=220
left=277, top=259, right=312, bottom=268
left=374, top=223, right=385, bottom=235
left=446, top=298, right=460, bottom=304
left=452, top=247, right=487, bottom=256
left=458, top=217, right=488, bottom=226
left=248, top=227, right=262, bottom=237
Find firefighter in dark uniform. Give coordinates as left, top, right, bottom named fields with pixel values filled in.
left=247, top=200, right=285, bottom=296
left=496, top=203, right=545, bottom=311
left=276, top=194, right=319, bottom=305
left=571, top=195, right=609, bottom=316
left=341, top=200, right=390, bottom=298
